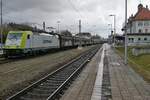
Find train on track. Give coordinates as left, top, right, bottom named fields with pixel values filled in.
left=3, top=31, right=101, bottom=57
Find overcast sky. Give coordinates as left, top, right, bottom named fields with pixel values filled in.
left=2, top=0, right=150, bottom=38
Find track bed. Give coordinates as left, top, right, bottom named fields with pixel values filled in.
left=7, top=46, right=100, bottom=100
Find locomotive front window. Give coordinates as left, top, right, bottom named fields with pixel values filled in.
left=6, top=33, right=23, bottom=46
left=7, top=33, right=23, bottom=40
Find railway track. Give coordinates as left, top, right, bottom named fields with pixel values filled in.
left=0, top=46, right=88, bottom=65
left=0, top=57, right=22, bottom=64
left=0, top=58, right=11, bottom=64
left=7, top=45, right=101, bottom=100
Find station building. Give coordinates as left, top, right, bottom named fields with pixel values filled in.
left=124, top=4, right=150, bottom=46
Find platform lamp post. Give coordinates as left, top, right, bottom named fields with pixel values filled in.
left=108, top=24, right=113, bottom=43
left=125, top=0, right=128, bottom=64
left=109, top=14, right=116, bottom=45
left=108, top=24, right=113, bottom=34
left=0, top=0, right=3, bottom=50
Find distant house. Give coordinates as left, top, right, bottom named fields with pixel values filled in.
left=60, top=30, right=72, bottom=36
left=91, top=35, right=102, bottom=43
left=124, top=4, right=150, bottom=46
left=75, top=32, right=92, bottom=39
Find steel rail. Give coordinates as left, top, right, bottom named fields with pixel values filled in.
left=7, top=46, right=101, bottom=100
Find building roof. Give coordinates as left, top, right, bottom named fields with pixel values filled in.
left=132, top=4, right=150, bottom=21
left=60, top=30, right=72, bottom=36
left=76, top=32, right=92, bottom=37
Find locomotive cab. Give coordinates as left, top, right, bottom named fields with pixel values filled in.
left=5, top=31, right=32, bottom=49
left=4, top=31, right=32, bottom=56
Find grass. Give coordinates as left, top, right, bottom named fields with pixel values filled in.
left=115, top=46, right=150, bottom=82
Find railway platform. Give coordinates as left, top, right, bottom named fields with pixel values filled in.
left=61, top=44, right=150, bottom=100
left=106, top=44, right=150, bottom=100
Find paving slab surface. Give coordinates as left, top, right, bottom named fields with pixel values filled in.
left=106, top=44, right=150, bottom=100
left=91, top=44, right=105, bottom=100
left=60, top=44, right=150, bottom=100
left=60, top=47, right=102, bottom=100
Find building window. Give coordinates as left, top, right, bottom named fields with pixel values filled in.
left=129, top=38, right=134, bottom=42
left=27, top=35, right=30, bottom=39
left=138, top=29, right=142, bottom=33
left=138, top=38, right=141, bottom=41
left=144, top=38, right=147, bottom=41
left=144, top=21, right=149, bottom=26
left=138, top=22, right=143, bottom=26
left=145, top=29, right=148, bottom=33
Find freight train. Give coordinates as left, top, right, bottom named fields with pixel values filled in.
left=3, top=31, right=101, bottom=57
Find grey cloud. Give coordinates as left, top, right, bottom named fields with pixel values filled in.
left=4, top=0, right=70, bottom=13
left=2, top=0, right=149, bottom=38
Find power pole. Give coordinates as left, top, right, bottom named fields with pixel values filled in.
left=79, top=20, right=82, bottom=48
left=79, top=20, right=81, bottom=34
left=57, top=21, right=60, bottom=34
left=114, top=15, right=116, bottom=44
left=43, top=22, right=46, bottom=31
left=0, top=0, right=3, bottom=49
left=125, top=0, right=128, bottom=64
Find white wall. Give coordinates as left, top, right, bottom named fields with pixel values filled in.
left=31, top=34, right=60, bottom=49
left=128, top=35, right=150, bottom=46
left=134, top=21, right=150, bottom=33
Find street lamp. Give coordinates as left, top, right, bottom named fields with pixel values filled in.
left=125, top=0, right=128, bottom=64
left=108, top=24, right=112, bottom=32
left=109, top=14, right=116, bottom=45
left=108, top=24, right=113, bottom=44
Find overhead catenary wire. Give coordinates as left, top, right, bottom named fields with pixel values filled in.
left=67, top=0, right=83, bottom=18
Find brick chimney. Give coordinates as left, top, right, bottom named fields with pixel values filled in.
left=138, top=4, right=143, bottom=11
left=146, top=5, right=149, bottom=10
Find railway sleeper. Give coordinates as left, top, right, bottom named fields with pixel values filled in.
left=65, top=66, right=79, bottom=69
left=57, top=70, right=77, bottom=74
left=31, top=89, right=54, bottom=94
left=50, top=75, right=70, bottom=79
left=51, top=73, right=70, bottom=76
left=38, top=85, right=60, bottom=89
left=45, top=80, right=64, bottom=84
left=20, top=95, right=47, bottom=100
left=61, top=67, right=81, bottom=72
left=46, top=79, right=66, bottom=82
left=40, top=82, right=61, bottom=86
left=48, top=77, right=67, bottom=80
left=20, top=96, right=42, bottom=100
left=50, top=75, right=69, bottom=79
left=34, top=86, right=57, bottom=91
left=36, top=85, right=59, bottom=90
left=25, top=92, right=50, bottom=98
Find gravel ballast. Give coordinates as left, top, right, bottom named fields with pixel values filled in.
left=0, top=46, right=95, bottom=99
